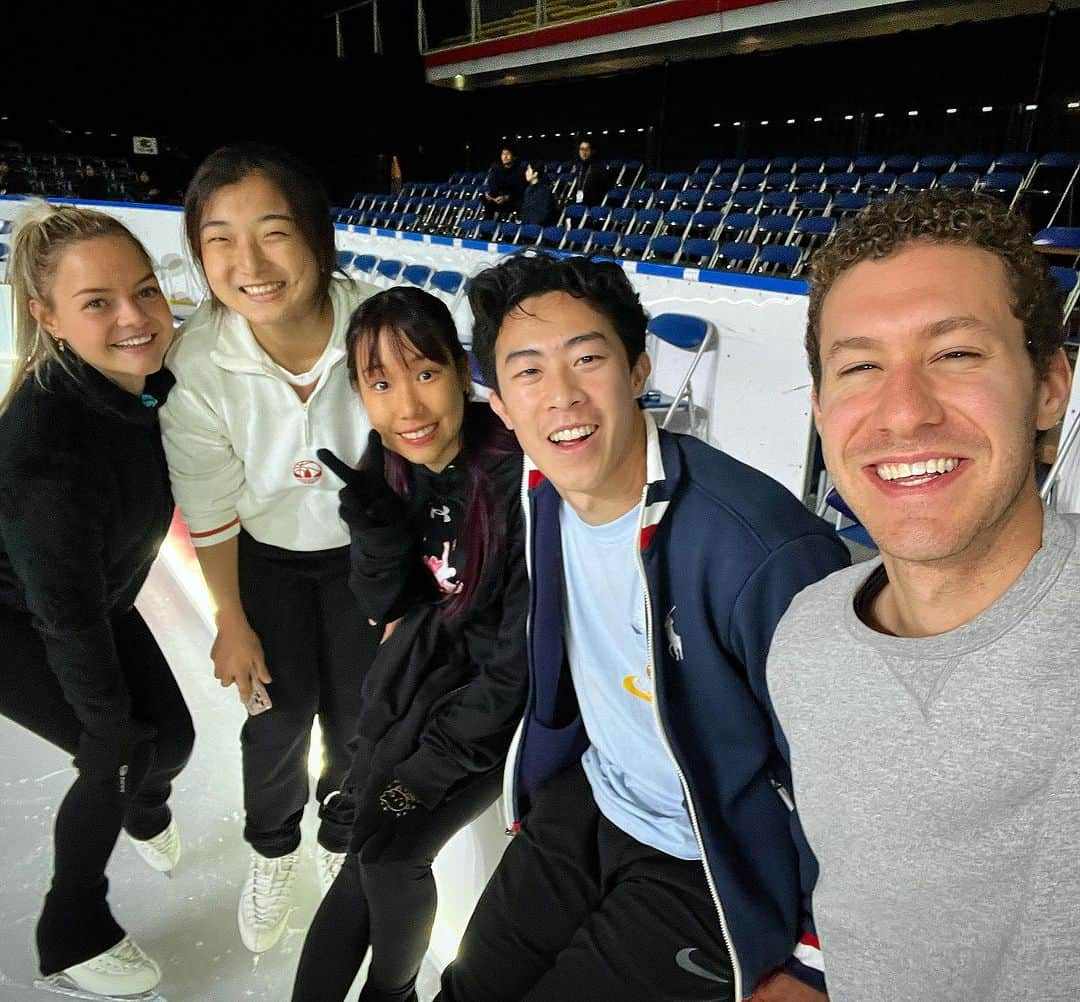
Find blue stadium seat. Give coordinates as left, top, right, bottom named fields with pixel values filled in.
left=618, top=233, right=651, bottom=259
left=431, top=270, right=466, bottom=297
left=918, top=153, right=955, bottom=173
left=756, top=214, right=797, bottom=244
left=756, top=244, right=802, bottom=276
left=647, top=235, right=682, bottom=263
left=680, top=239, right=719, bottom=268
left=402, top=264, right=433, bottom=288
left=641, top=313, right=716, bottom=436
left=896, top=171, right=936, bottom=191
left=517, top=224, right=542, bottom=245
left=831, top=192, right=870, bottom=217
left=884, top=154, right=917, bottom=174
left=376, top=259, right=404, bottom=283
left=718, top=240, right=758, bottom=272
left=937, top=171, right=979, bottom=190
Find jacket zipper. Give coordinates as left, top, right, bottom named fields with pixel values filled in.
left=501, top=462, right=533, bottom=834
left=633, top=484, right=743, bottom=1001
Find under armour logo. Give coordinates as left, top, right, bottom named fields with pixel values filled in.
left=665, top=606, right=684, bottom=661
left=430, top=504, right=451, bottom=523
left=675, top=947, right=731, bottom=985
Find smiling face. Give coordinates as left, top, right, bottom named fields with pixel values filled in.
left=814, top=241, right=1069, bottom=565
left=489, top=290, right=651, bottom=523
left=197, top=172, right=322, bottom=334
left=356, top=329, right=470, bottom=473
left=29, top=235, right=172, bottom=395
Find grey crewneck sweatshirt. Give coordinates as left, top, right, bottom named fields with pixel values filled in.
left=769, top=508, right=1080, bottom=1001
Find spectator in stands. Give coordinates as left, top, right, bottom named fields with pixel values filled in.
left=77, top=163, right=109, bottom=201
left=519, top=162, right=558, bottom=226
left=571, top=139, right=609, bottom=207
left=160, top=144, right=381, bottom=956
left=0, top=202, right=193, bottom=999
left=132, top=169, right=161, bottom=203
left=769, top=190, right=1078, bottom=1002
left=483, top=145, right=526, bottom=219
left=0, top=159, right=30, bottom=194
left=435, top=253, right=849, bottom=1002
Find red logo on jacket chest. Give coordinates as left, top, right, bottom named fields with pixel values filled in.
left=292, top=460, right=323, bottom=484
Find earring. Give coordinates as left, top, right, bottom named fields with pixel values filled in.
left=55, top=338, right=66, bottom=353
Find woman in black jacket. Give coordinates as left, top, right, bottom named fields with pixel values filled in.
left=0, top=203, right=193, bottom=998
left=292, top=287, right=528, bottom=1002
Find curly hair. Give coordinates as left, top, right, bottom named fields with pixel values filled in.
left=806, top=189, right=1064, bottom=388
left=468, top=251, right=649, bottom=390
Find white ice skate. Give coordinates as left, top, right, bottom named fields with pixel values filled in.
left=316, top=844, right=346, bottom=896
left=34, top=936, right=164, bottom=1000
left=237, top=847, right=299, bottom=953
left=125, top=819, right=181, bottom=875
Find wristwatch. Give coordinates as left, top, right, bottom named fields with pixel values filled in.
left=379, top=780, right=418, bottom=816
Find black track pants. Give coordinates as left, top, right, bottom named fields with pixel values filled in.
left=436, top=763, right=735, bottom=1002
left=0, top=605, right=194, bottom=975
left=238, top=532, right=379, bottom=857
left=292, top=768, right=503, bottom=1002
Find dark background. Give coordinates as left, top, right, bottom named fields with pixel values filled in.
left=4, top=3, right=1077, bottom=203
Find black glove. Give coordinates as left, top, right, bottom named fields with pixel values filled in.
left=320, top=432, right=436, bottom=624
left=318, top=431, right=403, bottom=531
left=351, top=780, right=432, bottom=861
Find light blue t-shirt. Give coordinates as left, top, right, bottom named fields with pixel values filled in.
left=560, top=500, right=700, bottom=860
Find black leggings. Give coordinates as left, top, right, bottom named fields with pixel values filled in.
left=0, top=605, right=194, bottom=976
left=292, top=768, right=504, bottom=1002
left=238, top=532, right=379, bottom=857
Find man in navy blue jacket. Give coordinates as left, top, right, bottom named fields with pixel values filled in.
left=435, top=253, right=849, bottom=1002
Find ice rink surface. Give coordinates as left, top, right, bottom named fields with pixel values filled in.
left=0, top=558, right=444, bottom=1001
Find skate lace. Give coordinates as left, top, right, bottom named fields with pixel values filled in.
left=247, top=854, right=297, bottom=923
left=317, top=846, right=344, bottom=883
left=82, top=937, right=152, bottom=974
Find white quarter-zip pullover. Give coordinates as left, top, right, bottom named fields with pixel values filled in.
left=161, top=277, right=377, bottom=551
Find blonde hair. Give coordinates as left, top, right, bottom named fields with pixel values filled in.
left=3, top=201, right=152, bottom=414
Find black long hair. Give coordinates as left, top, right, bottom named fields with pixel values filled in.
left=346, top=286, right=519, bottom=619
left=183, top=143, right=339, bottom=312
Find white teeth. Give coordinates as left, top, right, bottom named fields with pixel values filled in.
left=242, top=282, right=285, bottom=295
left=113, top=333, right=153, bottom=348
left=401, top=425, right=435, bottom=441
left=549, top=425, right=596, bottom=443
left=875, top=457, right=958, bottom=481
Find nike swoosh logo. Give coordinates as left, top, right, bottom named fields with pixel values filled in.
left=675, top=947, right=731, bottom=985
left=622, top=674, right=654, bottom=703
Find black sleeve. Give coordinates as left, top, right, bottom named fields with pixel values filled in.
left=346, top=522, right=440, bottom=626
left=394, top=500, right=529, bottom=808
left=0, top=451, right=131, bottom=738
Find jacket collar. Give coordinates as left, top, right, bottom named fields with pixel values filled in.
left=41, top=355, right=175, bottom=425
left=208, top=279, right=349, bottom=378
left=525, top=410, right=680, bottom=547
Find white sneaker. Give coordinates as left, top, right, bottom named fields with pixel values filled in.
left=126, top=820, right=181, bottom=874
left=61, top=936, right=161, bottom=996
left=316, top=845, right=346, bottom=896
left=237, top=848, right=299, bottom=953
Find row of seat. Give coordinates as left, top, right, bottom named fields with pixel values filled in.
left=332, top=247, right=717, bottom=436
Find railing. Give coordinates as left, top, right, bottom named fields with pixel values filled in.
left=419, top=0, right=660, bottom=51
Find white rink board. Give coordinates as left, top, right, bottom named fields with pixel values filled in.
left=0, top=197, right=816, bottom=500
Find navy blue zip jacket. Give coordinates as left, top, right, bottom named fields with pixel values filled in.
left=505, top=414, right=850, bottom=999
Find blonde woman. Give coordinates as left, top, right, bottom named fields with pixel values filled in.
left=0, top=202, right=193, bottom=998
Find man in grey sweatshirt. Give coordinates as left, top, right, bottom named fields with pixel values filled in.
left=768, top=189, right=1079, bottom=1002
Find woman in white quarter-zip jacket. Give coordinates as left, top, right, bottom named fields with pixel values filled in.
left=159, top=145, right=381, bottom=956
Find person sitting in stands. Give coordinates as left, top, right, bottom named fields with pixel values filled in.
left=520, top=163, right=558, bottom=227
left=483, top=146, right=526, bottom=220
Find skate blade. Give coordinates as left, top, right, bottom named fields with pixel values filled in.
left=34, top=974, right=167, bottom=1001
